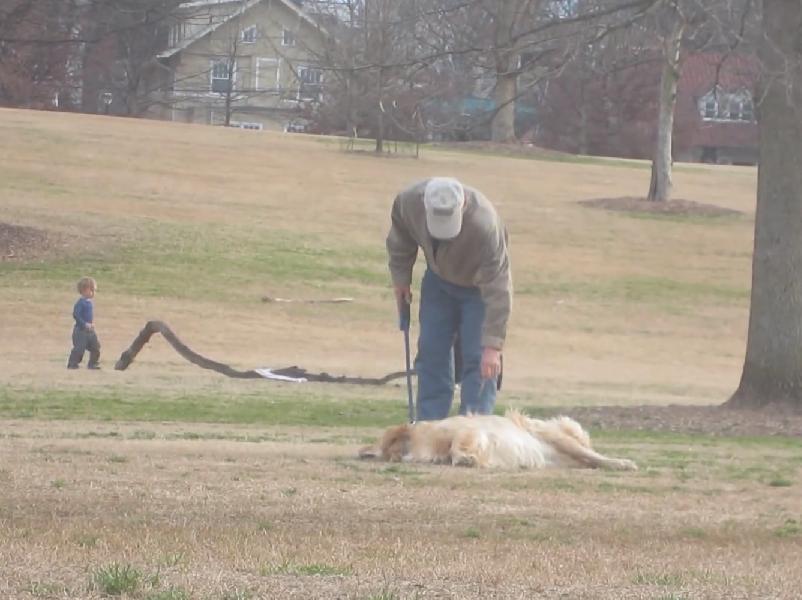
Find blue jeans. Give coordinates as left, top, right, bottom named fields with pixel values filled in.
left=415, top=269, right=497, bottom=420
left=67, top=326, right=101, bottom=368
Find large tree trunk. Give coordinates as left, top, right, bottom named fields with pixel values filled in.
left=647, top=14, right=684, bottom=202
left=726, top=0, right=802, bottom=412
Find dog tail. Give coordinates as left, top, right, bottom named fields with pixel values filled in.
left=358, top=444, right=381, bottom=459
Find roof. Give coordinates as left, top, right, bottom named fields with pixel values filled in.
left=158, top=0, right=325, bottom=59
left=678, top=52, right=759, bottom=96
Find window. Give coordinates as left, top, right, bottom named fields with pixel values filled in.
left=741, top=99, right=754, bottom=121
left=210, top=59, right=234, bottom=94
left=728, top=98, right=741, bottom=121
left=704, top=98, right=717, bottom=119
left=256, top=58, right=279, bottom=92
left=241, top=25, right=257, bottom=43
left=169, top=22, right=186, bottom=47
left=298, top=66, right=322, bottom=101
left=282, top=29, right=296, bottom=47
left=699, top=88, right=754, bottom=122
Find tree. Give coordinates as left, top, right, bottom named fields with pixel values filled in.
left=84, top=0, right=182, bottom=116
left=646, top=0, right=686, bottom=202
left=0, top=0, right=82, bottom=108
left=726, top=0, right=802, bottom=412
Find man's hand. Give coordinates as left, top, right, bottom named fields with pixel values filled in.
left=481, top=347, right=502, bottom=380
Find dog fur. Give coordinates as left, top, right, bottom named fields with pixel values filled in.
left=358, top=410, right=637, bottom=471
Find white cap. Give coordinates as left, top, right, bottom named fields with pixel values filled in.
left=423, top=177, right=465, bottom=240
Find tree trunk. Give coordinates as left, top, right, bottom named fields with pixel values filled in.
left=492, top=71, right=517, bottom=142
left=577, top=81, right=588, bottom=155
left=647, top=15, right=684, bottom=202
left=726, top=0, right=802, bottom=412
left=375, top=68, right=385, bottom=153
left=491, top=0, right=517, bottom=143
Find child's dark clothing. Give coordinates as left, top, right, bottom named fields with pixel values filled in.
left=67, top=297, right=101, bottom=369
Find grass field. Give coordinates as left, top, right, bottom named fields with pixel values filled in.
left=1, top=107, right=800, bottom=599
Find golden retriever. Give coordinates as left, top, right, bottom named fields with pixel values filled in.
left=358, top=410, right=637, bottom=471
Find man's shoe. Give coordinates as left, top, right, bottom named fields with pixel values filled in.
left=87, top=364, right=101, bottom=370
left=67, top=365, right=79, bottom=370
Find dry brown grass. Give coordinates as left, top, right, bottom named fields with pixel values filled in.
left=2, top=421, right=801, bottom=599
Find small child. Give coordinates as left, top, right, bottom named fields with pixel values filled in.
left=67, top=276, right=101, bottom=370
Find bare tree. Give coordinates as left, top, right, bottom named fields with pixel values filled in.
left=645, top=0, right=755, bottom=202
left=646, top=0, right=686, bottom=201
left=83, top=0, right=183, bottom=116
left=0, top=0, right=85, bottom=107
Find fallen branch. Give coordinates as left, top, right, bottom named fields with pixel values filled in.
left=114, top=320, right=410, bottom=385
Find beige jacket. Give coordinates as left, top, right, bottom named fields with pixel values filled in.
left=386, top=180, right=512, bottom=350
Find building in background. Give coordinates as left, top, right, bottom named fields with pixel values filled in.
left=146, top=0, right=328, bottom=131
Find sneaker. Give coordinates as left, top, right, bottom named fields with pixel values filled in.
left=87, top=364, right=101, bottom=370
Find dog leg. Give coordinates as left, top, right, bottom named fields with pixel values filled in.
left=450, top=429, right=488, bottom=467
left=541, top=433, right=638, bottom=471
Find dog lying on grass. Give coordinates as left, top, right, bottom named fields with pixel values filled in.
left=358, top=410, right=637, bottom=470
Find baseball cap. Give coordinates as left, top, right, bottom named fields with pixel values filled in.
left=423, top=177, right=465, bottom=240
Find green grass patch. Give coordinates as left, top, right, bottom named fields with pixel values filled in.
left=0, top=385, right=407, bottom=427
left=75, top=533, right=99, bottom=548
left=0, top=221, right=387, bottom=303
left=588, top=428, right=801, bottom=449
left=633, top=571, right=686, bottom=586
left=768, top=477, right=793, bottom=487
left=90, top=562, right=142, bottom=596
left=773, top=519, right=801, bottom=538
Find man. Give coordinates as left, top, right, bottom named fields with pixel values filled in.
left=386, top=177, right=512, bottom=420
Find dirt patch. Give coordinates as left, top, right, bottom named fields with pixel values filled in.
left=0, top=221, right=59, bottom=261
left=580, top=196, right=743, bottom=217
left=562, top=404, right=802, bottom=437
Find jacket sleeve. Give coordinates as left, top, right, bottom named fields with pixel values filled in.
left=386, top=194, right=419, bottom=287
left=476, top=226, right=512, bottom=350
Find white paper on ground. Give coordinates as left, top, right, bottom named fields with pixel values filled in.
left=253, top=368, right=308, bottom=383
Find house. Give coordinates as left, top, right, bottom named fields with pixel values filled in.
left=672, top=53, right=759, bottom=165
left=146, top=0, right=328, bottom=131
left=535, top=52, right=759, bottom=165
